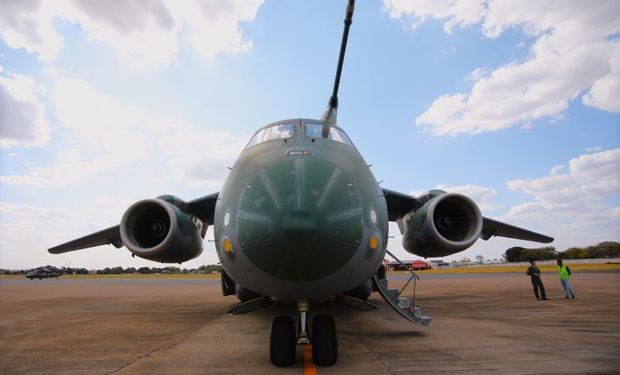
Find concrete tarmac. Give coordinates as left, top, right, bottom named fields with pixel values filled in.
left=1, top=272, right=619, bottom=374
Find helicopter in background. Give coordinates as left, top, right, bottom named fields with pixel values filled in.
left=25, top=265, right=65, bottom=280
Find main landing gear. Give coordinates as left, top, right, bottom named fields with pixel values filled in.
left=269, top=300, right=338, bottom=367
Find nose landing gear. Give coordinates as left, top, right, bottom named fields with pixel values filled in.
left=269, top=300, right=338, bottom=367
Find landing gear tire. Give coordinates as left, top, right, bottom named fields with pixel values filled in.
left=312, top=314, right=338, bottom=366
left=270, top=316, right=296, bottom=367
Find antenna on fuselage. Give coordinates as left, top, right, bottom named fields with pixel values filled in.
left=320, top=0, right=355, bottom=125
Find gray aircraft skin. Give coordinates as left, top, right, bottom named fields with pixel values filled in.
left=48, top=0, right=553, bottom=367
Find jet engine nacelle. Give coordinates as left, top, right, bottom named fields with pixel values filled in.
left=120, top=196, right=204, bottom=263
left=399, top=191, right=482, bottom=258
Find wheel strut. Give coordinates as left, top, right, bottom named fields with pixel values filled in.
left=297, top=300, right=310, bottom=345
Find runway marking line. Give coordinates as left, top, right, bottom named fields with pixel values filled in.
left=303, top=345, right=317, bottom=375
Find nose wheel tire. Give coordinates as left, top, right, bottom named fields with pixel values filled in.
left=270, top=316, right=297, bottom=367
left=312, top=314, right=338, bottom=366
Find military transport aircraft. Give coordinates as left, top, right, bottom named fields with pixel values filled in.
left=49, top=0, right=553, bottom=367
left=25, top=265, right=65, bottom=280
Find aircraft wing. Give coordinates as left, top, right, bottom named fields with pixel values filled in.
left=48, top=225, right=123, bottom=254
left=185, top=192, right=219, bottom=225
left=48, top=192, right=220, bottom=254
left=383, top=188, right=422, bottom=221
left=479, top=217, right=552, bottom=243
left=382, top=188, right=553, bottom=243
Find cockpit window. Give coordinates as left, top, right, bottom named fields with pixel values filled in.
left=246, top=123, right=295, bottom=149
left=304, top=123, right=354, bottom=146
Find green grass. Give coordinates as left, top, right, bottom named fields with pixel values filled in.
left=0, top=273, right=222, bottom=280
left=3, top=263, right=618, bottom=280
left=397, top=262, right=620, bottom=274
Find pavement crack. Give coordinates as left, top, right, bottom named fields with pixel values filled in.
left=110, top=321, right=210, bottom=374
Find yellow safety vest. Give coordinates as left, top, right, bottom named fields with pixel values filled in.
left=558, top=265, right=570, bottom=280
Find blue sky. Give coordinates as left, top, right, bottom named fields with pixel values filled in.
left=1, top=0, right=619, bottom=269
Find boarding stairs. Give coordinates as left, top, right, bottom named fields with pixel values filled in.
left=372, top=250, right=432, bottom=326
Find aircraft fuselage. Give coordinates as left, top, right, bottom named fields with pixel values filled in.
left=214, top=119, right=388, bottom=301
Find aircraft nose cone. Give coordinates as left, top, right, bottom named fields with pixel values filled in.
left=233, top=157, right=364, bottom=281
left=282, top=210, right=317, bottom=239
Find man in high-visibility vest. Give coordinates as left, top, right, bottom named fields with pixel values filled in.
left=557, top=259, right=575, bottom=299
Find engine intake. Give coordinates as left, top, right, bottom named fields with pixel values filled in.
left=120, top=198, right=204, bottom=263
left=399, top=192, right=482, bottom=258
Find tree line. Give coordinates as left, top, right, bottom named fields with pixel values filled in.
left=4, top=242, right=619, bottom=274
left=0, top=264, right=222, bottom=275
left=503, top=242, right=620, bottom=262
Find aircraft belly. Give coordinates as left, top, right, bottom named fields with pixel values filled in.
left=221, top=234, right=384, bottom=301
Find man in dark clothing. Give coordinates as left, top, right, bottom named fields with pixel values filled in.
left=527, top=260, right=548, bottom=300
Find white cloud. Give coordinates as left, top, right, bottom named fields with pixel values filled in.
left=162, top=128, right=248, bottom=188
left=383, top=0, right=486, bottom=33
left=585, top=146, right=603, bottom=154
left=402, top=151, right=620, bottom=256
left=507, top=149, right=620, bottom=207
left=0, top=77, right=246, bottom=189
left=0, top=69, right=51, bottom=148
left=52, top=77, right=172, bottom=155
left=549, top=164, right=566, bottom=176
left=504, top=148, right=620, bottom=245
left=0, top=0, right=63, bottom=62
left=0, top=201, right=96, bottom=269
left=437, top=184, right=497, bottom=211
left=60, top=0, right=181, bottom=71
left=0, top=198, right=221, bottom=269
left=0, top=0, right=264, bottom=71
left=581, top=46, right=620, bottom=112
left=169, top=0, right=262, bottom=61
left=1, top=77, right=158, bottom=188
left=385, top=0, right=620, bottom=135
left=464, top=67, right=487, bottom=83
left=0, top=199, right=118, bottom=249
left=0, top=148, right=128, bottom=189
left=0, top=202, right=75, bottom=268
left=0, top=199, right=168, bottom=269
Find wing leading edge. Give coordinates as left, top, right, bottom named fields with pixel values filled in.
left=480, top=217, right=552, bottom=243
left=48, top=225, right=122, bottom=254
left=48, top=193, right=219, bottom=254
left=382, top=188, right=553, bottom=244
